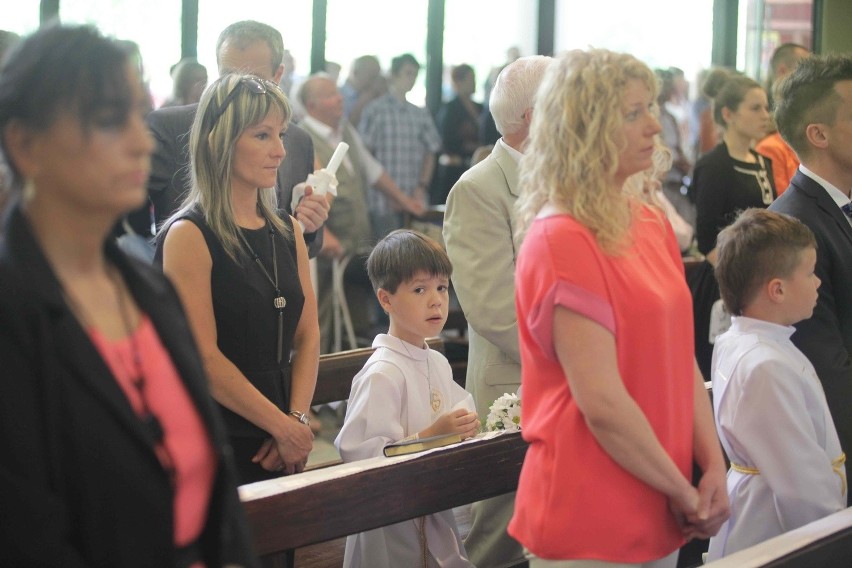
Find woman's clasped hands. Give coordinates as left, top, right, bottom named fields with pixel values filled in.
left=669, top=467, right=730, bottom=541
left=252, top=415, right=314, bottom=475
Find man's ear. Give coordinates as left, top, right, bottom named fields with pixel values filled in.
left=376, top=287, right=392, bottom=314
left=272, top=64, right=285, bottom=86
left=805, top=123, right=829, bottom=150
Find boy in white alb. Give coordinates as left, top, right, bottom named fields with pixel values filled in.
left=707, top=209, right=846, bottom=561
left=335, top=229, right=478, bottom=568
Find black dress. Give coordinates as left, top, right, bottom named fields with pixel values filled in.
left=694, top=141, right=776, bottom=255
left=157, top=209, right=305, bottom=484
left=689, top=142, right=776, bottom=379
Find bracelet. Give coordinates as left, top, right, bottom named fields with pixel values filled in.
left=288, top=410, right=311, bottom=426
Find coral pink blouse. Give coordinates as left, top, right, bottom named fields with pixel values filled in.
left=510, top=205, right=695, bottom=562
left=89, top=314, right=216, bottom=550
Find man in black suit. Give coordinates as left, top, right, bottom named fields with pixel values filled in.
left=144, top=20, right=329, bottom=256
left=768, top=54, right=852, bottom=504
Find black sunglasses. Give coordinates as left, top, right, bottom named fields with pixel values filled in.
left=209, top=76, right=278, bottom=126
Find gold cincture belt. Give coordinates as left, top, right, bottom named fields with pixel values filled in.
left=731, top=453, right=846, bottom=496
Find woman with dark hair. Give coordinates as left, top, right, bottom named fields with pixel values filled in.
left=689, top=69, right=775, bottom=377
left=0, top=25, right=256, bottom=567
left=157, top=72, right=319, bottom=485
left=693, top=70, right=775, bottom=262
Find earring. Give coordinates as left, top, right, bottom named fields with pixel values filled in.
left=22, top=178, right=35, bottom=201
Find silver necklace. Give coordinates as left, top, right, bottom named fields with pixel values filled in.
left=238, top=219, right=286, bottom=364
left=398, top=337, right=441, bottom=413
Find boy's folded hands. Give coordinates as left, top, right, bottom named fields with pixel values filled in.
left=421, top=409, right=480, bottom=441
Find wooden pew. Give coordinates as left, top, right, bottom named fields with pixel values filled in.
left=312, top=337, right=455, bottom=407
left=246, top=344, right=709, bottom=566
left=242, top=432, right=528, bottom=558
left=705, top=508, right=852, bottom=567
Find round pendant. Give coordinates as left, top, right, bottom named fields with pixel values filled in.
left=274, top=296, right=286, bottom=309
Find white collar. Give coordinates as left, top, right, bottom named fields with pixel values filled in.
left=497, top=138, right=523, bottom=163
left=301, top=115, right=341, bottom=141
left=729, top=315, right=796, bottom=342
left=373, top=333, right=428, bottom=361
left=799, top=164, right=851, bottom=208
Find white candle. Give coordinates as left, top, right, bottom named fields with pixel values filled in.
left=325, top=141, right=350, bottom=175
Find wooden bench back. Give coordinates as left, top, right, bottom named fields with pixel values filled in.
left=312, top=337, right=444, bottom=406
left=243, top=432, right=528, bottom=556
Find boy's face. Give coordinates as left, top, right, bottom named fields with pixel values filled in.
left=780, top=247, right=820, bottom=325
left=379, top=271, right=449, bottom=347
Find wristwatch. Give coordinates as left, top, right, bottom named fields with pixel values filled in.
left=289, top=410, right=311, bottom=426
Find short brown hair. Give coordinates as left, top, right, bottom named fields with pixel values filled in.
left=715, top=209, right=816, bottom=316
left=775, top=53, right=852, bottom=159
left=367, top=229, right=452, bottom=293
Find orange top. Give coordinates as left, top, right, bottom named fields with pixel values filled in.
left=89, top=314, right=216, bottom=549
left=756, top=132, right=799, bottom=195
left=510, top=205, right=694, bottom=562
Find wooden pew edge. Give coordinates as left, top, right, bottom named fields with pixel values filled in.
left=243, top=432, right=528, bottom=555
left=705, top=507, right=852, bottom=567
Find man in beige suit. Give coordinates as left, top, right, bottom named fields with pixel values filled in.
left=443, top=55, right=551, bottom=568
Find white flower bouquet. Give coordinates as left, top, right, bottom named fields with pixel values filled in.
left=485, top=392, right=522, bottom=432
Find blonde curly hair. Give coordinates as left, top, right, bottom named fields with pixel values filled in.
left=516, top=49, right=670, bottom=254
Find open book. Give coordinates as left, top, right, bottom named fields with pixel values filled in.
left=383, top=433, right=464, bottom=457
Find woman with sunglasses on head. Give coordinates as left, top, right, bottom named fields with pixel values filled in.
left=0, top=25, right=256, bottom=567
left=157, top=73, right=319, bottom=485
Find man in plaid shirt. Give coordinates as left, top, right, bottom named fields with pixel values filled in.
left=359, top=53, right=439, bottom=239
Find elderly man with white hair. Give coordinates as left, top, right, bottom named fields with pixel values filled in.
left=443, top=55, right=552, bottom=568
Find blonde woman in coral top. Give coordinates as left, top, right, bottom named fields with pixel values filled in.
left=510, top=49, right=729, bottom=567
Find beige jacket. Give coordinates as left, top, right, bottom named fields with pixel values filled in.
left=443, top=140, right=522, bottom=420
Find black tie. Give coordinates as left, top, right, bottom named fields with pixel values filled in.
left=842, top=202, right=852, bottom=219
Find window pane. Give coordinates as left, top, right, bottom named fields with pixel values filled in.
left=556, top=0, right=714, bottom=91
left=61, top=0, right=181, bottom=106
left=740, top=0, right=813, bottom=82
left=326, top=0, right=429, bottom=105
left=196, top=1, right=313, bottom=91
left=443, top=0, right=536, bottom=103
left=6, top=6, right=39, bottom=36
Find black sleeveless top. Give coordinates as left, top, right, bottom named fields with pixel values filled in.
left=156, top=208, right=305, bottom=439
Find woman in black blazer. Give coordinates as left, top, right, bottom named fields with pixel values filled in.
left=0, top=25, right=257, bottom=567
